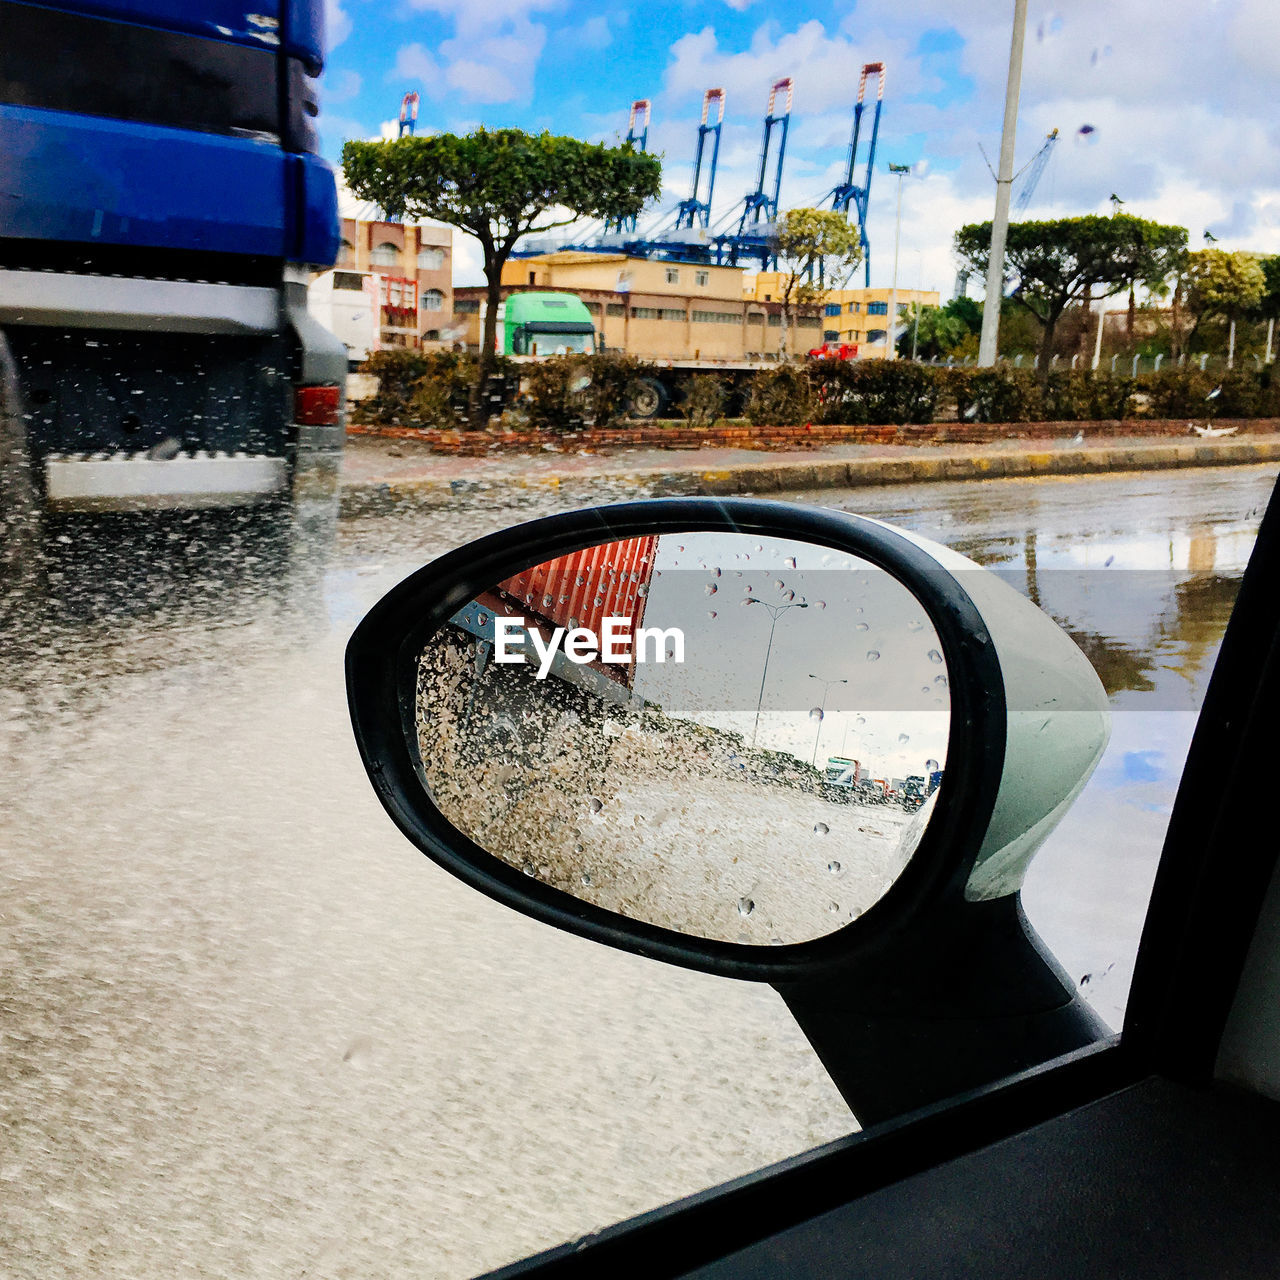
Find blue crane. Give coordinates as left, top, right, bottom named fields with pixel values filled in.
left=825, top=62, right=885, bottom=287
left=603, top=99, right=653, bottom=236
left=397, top=91, right=419, bottom=137
left=719, top=77, right=793, bottom=268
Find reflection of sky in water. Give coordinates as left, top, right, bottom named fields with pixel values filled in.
left=632, top=533, right=949, bottom=778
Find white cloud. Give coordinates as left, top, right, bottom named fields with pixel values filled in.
left=391, top=0, right=557, bottom=105
left=325, top=68, right=362, bottom=105
left=325, top=0, right=351, bottom=49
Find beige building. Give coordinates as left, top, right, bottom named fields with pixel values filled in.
left=334, top=217, right=455, bottom=349
left=748, top=275, right=942, bottom=359
left=454, top=252, right=822, bottom=361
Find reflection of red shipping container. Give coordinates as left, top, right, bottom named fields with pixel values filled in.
left=499, top=537, right=657, bottom=639
left=496, top=537, right=658, bottom=685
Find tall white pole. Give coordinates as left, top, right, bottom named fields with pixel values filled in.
left=887, top=164, right=908, bottom=361
left=977, top=0, right=1029, bottom=367
left=1091, top=299, right=1106, bottom=370
left=1267, top=317, right=1275, bottom=364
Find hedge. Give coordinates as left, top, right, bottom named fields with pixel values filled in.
left=354, top=351, right=1280, bottom=431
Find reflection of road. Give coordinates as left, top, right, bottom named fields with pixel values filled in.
left=582, top=775, right=914, bottom=944
left=0, top=465, right=1273, bottom=1278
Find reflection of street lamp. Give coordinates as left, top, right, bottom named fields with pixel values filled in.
left=808, top=673, right=848, bottom=765
left=745, top=598, right=809, bottom=747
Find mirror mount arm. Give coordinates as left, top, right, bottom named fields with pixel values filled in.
left=774, top=894, right=1111, bottom=1127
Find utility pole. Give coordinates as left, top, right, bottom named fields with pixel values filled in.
left=808, top=674, right=848, bottom=766
left=886, top=163, right=910, bottom=360
left=746, top=598, right=809, bottom=748
left=977, top=0, right=1029, bottom=367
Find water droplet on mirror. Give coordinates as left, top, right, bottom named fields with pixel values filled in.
left=774, top=579, right=784, bottom=591
left=828, top=860, right=842, bottom=874
left=543, top=595, right=553, bottom=607
left=898, top=733, right=910, bottom=745
left=809, top=707, right=824, bottom=722
left=927, top=649, right=943, bottom=664
left=587, top=796, right=603, bottom=814
left=576, top=575, right=586, bottom=586
left=934, top=674, right=948, bottom=688
left=866, top=650, right=881, bottom=662
left=855, top=716, right=866, bottom=726
left=784, top=557, right=797, bottom=569
left=813, top=822, right=829, bottom=836
left=637, top=584, right=649, bottom=596
left=782, top=590, right=795, bottom=603
left=855, top=622, right=869, bottom=632
left=827, top=901, right=840, bottom=913
left=711, top=567, right=722, bottom=577
left=580, top=872, right=592, bottom=887
left=908, top=619, right=925, bottom=633
left=477, top=613, right=489, bottom=626
left=705, top=583, right=717, bottom=595
left=740, top=598, right=753, bottom=608
left=707, top=610, right=717, bottom=618
left=813, top=600, right=826, bottom=610
left=675, top=545, right=684, bottom=552
left=737, top=897, right=755, bottom=917
left=522, top=862, right=535, bottom=876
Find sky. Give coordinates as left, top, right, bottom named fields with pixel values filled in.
left=317, top=0, right=1280, bottom=294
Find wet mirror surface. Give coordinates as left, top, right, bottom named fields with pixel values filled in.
left=414, top=533, right=950, bottom=944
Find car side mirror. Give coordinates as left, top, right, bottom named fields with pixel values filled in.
left=346, top=499, right=1112, bottom=1121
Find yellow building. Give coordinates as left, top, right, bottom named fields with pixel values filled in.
left=455, top=252, right=822, bottom=361
left=747, top=274, right=941, bottom=359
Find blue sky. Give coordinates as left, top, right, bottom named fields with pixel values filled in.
left=319, top=0, right=1280, bottom=290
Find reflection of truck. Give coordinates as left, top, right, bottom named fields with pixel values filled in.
left=824, top=756, right=862, bottom=801
left=1, top=1, right=346, bottom=519
left=451, top=537, right=658, bottom=698
left=308, top=269, right=380, bottom=367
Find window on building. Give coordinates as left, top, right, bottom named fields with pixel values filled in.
left=695, top=270, right=709, bottom=287
left=867, top=300, right=888, bottom=315
left=631, top=306, right=660, bottom=319
left=797, top=316, right=821, bottom=329
left=582, top=300, right=602, bottom=314
left=764, top=293, right=772, bottom=301
left=746, top=311, right=765, bottom=326
left=454, top=299, right=480, bottom=314
left=332, top=271, right=364, bottom=292
left=767, top=313, right=781, bottom=327
left=867, top=328, right=887, bottom=344
left=417, top=247, right=445, bottom=270
left=369, top=241, right=400, bottom=266
left=823, top=303, right=842, bottom=316
left=423, top=329, right=440, bottom=341
left=660, top=308, right=686, bottom=321
left=692, top=310, right=741, bottom=324
left=337, top=240, right=355, bottom=266
left=606, top=303, right=626, bottom=317
left=421, top=289, right=445, bottom=312
left=848, top=301, right=861, bottom=313
left=665, top=267, right=680, bottom=285
left=824, top=329, right=840, bottom=342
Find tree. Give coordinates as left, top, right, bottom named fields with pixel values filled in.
left=343, top=128, right=662, bottom=424
left=1168, top=249, right=1267, bottom=362
left=896, top=297, right=982, bottom=360
left=771, top=208, right=863, bottom=358
left=1256, top=256, right=1280, bottom=362
left=954, top=214, right=1187, bottom=375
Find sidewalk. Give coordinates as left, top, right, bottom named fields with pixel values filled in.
left=338, top=430, right=1280, bottom=516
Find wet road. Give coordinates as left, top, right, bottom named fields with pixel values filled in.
left=2, top=463, right=1276, bottom=1278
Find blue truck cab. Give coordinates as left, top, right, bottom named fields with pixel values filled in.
left=0, top=0, right=347, bottom=514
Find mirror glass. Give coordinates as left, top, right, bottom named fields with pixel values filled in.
left=413, top=532, right=950, bottom=945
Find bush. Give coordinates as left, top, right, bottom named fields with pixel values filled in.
left=809, top=360, right=940, bottom=424
left=517, top=352, right=656, bottom=432
left=948, top=368, right=1044, bottom=423
left=678, top=375, right=727, bottom=428
left=579, top=352, right=652, bottom=427
left=353, top=349, right=517, bottom=429
left=744, top=364, right=815, bottom=426
left=1040, top=370, right=1134, bottom=421
left=1136, top=366, right=1278, bottom=420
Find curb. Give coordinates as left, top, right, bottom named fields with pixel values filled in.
left=338, top=439, right=1280, bottom=517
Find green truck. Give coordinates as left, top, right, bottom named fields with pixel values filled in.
left=501, top=292, right=598, bottom=357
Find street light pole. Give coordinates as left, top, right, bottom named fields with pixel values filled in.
left=808, top=673, right=849, bottom=766
left=887, top=162, right=910, bottom=361
left=747, top=598, right=809, bottom=748
left=977, top=0, right=1029, bottom=367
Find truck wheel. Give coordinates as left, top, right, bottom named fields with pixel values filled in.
left=628, top=378, right=669, bottom=420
